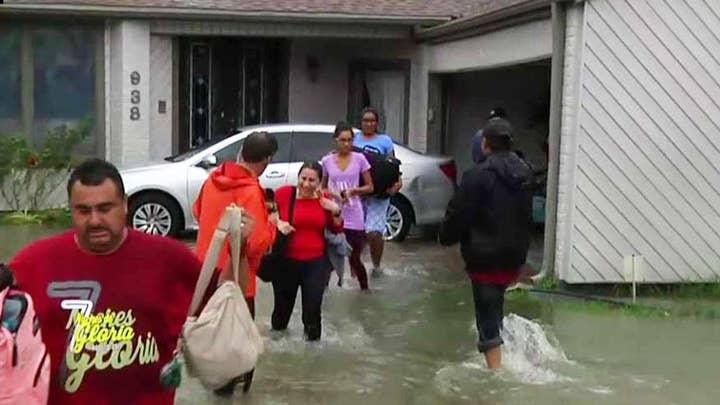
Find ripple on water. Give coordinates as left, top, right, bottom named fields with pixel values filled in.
left=260, top=315, right=376, bottom=355
left=586, top=386, right=614, bottom=395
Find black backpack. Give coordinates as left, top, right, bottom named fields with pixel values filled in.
left=353, top=146, right=401, bottom=198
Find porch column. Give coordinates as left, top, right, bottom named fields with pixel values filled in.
left=150, top=35, right=174, bottom=161
left=409, top=44, right=430, bottom=153
left=108, top=20, right=151, bottom=166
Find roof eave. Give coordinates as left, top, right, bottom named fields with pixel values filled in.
left=415, top=0, right=552, bottom=44
left=0, top=4, right=453, bottom=25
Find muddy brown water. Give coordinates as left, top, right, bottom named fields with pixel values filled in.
left=1, top=225, right=717, bottom=404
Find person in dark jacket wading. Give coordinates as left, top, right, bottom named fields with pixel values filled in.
left=439, top=117, right=533, bottom=370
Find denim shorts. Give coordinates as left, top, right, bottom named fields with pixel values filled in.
left=363, top=197, right=391, bottom=234
left=471, top=282, right=507, bottom=353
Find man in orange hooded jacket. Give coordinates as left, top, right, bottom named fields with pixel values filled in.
left=193, top=131, right=279, bottom=316
left=192, top=132, right=279, bottom=395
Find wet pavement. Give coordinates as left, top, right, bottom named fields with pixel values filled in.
left=2, top=225, right=718, bottom=404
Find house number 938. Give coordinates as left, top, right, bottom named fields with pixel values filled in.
left=130, top=71, right=141, bottom=121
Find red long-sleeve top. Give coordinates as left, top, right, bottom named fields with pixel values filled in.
left=275, top=185, right=344, bottom=261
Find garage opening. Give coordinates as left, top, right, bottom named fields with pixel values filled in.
left=431, top=59, right=551, bottom=269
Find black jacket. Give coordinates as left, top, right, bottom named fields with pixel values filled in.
left=439, top=151, right=533, bottom=273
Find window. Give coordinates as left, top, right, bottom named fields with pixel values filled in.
left=271, top=132, right=291, bottom=163
left=0, top=23, right=103, bottom=155
left=213, top=132, right=291, bottom=164
left=33, top=29, right=95, bottom=120
left=214, top=139, right=244, bottom=164
left=291, top=132, right=334, bottom=162
left=0, top=27, right=22, bottom=135
left=32, top=27, right=99, bottom=150
left=190, top=44, right=211, bottom=147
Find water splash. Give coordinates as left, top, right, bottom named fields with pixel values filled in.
left=500, top=313, right=573, bottom=385
left=435, top=313, right=571, bottom=393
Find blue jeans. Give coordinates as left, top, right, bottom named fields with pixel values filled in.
left=472, top=282, right=506, bottom=353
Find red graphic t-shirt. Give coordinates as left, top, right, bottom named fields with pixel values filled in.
left=8, top=229, right=203, bottom=405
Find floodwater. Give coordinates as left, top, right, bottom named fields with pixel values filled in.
left=1, top=225, right=718, bottom=404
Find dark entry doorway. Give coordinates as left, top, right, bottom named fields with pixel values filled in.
left=178, top=37, right=288, bottom=152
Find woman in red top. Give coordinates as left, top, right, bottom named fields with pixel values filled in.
left=272, top=161, right=343, bottom=341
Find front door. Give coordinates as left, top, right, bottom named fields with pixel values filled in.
left=348, top=59, right=411, bottom=143
left=179, top=37, right=287, bottom=152
left=211, top=39, right=241, bottom=140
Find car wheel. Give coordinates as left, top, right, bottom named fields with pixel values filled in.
left=128, top=192, right=183, bottom=237
left=384, top=197, right=413, bottom=242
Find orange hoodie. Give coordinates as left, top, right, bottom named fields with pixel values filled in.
left=193, top=162, right=277, bottom=297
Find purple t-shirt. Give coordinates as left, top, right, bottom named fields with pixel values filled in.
left=321, top=152, right=371, bottom=231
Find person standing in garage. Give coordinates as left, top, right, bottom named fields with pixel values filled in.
left=472, top=106, right=507, bottom=164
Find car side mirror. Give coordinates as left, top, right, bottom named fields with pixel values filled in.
left=198, top=154, right=218, bottom=169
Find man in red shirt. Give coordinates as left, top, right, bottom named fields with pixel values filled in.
left=8, top=159, right=211, bottom=405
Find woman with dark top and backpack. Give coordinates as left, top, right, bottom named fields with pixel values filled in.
left=321, top=122, right=374, bottom=290
left=352, top=107, right=402, bottom=278
left=271, top=162, right=344, bottom=341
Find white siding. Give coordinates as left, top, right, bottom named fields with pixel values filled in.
left=561, top=0, right=720, bottom=283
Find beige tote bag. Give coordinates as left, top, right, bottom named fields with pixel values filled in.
left=180, top=204, right=264, bottom=390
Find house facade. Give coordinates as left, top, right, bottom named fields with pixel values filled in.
left=6, top=0, right=716, bottom=284
left=0, top=0, right=551, bottom=170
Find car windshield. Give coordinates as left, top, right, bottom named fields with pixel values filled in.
left=163, top=137, right=225, bottom=162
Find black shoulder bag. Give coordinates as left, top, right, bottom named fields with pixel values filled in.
left=257, top=187, right=297, bottom=282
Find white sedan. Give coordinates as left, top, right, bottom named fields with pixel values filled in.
left=120, top=124, right=457, bottom=241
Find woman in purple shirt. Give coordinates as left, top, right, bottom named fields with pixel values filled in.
left=322, top=122, right=374, bottom=290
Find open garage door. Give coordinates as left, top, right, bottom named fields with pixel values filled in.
left=433, top=59, right=551, bottom=270
left=441, top=60, right=551, bottom=177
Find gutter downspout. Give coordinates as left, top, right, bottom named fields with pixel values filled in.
left=533, top=0, right=568, bottom=282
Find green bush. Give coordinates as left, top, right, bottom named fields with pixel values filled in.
left=0, top=120, right=90, bottom=212
left=1, top=207, right=72, bottom=226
